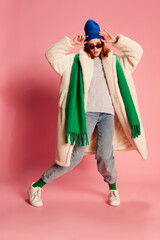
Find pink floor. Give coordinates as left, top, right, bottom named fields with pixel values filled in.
left=1, top=157, right=160, bottom=240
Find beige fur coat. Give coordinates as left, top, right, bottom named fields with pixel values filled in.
left=45, top=34, right=148, bottom=167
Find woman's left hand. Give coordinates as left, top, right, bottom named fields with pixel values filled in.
left=98, top=29, right=117, bottom=44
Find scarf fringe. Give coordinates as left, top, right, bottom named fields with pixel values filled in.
left=65, top=132, right=89, bottom=146
left=131, top=123, right=141, bottom=138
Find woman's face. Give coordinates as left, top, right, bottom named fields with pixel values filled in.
left=87, top=38, right=103, bottom=58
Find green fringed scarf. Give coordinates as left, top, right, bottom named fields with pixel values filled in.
left=65, top=54, right=89, bottom=146
left=65, top=53, right=141, bottom=146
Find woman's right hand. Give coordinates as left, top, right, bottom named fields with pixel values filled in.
left=71, top=35, right=88, bottom=45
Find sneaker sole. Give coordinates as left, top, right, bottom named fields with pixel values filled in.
left=109, top=201, right=120, bottom=206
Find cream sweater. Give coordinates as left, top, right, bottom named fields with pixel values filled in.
left=86, top=56, right=115, bottom=115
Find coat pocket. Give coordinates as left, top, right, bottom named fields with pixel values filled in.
left=58, top=89, right=67, bottom=108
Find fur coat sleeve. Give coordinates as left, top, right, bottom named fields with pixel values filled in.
left=45, top=36, right=76, bottom=76
left=112, top=34, right=143, bottom=73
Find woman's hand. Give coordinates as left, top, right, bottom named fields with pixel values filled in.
left=98, top=29, right=117, bottom=44
left=71, top=35, right=88, bottom=46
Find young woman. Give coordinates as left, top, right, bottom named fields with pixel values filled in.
left=27, top=19, right=148, bottom=207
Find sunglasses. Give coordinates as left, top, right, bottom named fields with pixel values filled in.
left=86, top=42, right=103, bottom=50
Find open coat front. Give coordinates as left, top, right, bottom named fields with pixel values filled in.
left=45, top=34, right=148, bottom=167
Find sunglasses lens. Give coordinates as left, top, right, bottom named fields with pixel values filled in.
left=88, top=44, right=94, bottom=50
left=96, top=43, right=103, bottom=48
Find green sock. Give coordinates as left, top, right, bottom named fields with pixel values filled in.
left=33, top=178, right=46, bottom=188
left=109, top=182, right=117, bottom=190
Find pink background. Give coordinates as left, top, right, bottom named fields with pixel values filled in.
left=1, top=0, right=160, bottom=239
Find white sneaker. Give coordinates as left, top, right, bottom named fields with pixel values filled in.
left=27, top=182, right=44, bottom=207
left=108, top=189, right=120, bottom=206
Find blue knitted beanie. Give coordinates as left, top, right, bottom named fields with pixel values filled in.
left=84, top=19, right=104, bottom=43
